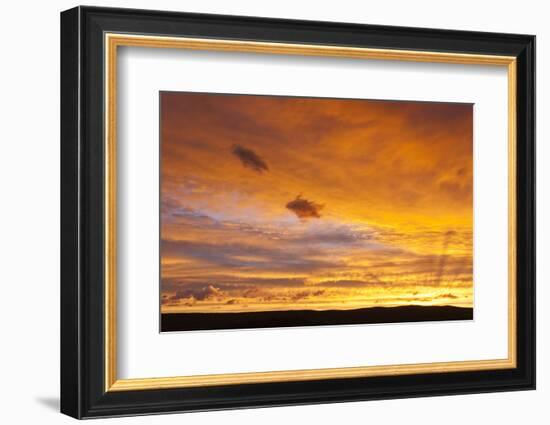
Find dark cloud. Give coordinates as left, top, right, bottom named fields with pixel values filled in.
left=289, top=289, right=326, bottom=301
left=435, top=293, right=458, bottom=299
left=286, top=195, right=323, bottom=219
left=290, top=290, right=311, bottom=302
left=170, top=284, right=224, bottom=302
left=231, top=144, right=269, bottom=173
left=315, top=279, right=375, bottom=288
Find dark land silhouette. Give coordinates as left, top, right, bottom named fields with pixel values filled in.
left=161, top=305, right=473, bottom=332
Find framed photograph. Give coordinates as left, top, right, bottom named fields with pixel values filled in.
left=60, top=6, right=535, bottom=419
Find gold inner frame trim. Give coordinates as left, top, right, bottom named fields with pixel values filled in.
left=104, top=33, right=517, bottom=392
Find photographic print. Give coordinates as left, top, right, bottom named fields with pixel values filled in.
left=160, top=92, right=473, bottom=332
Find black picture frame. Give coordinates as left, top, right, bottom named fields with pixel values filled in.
left=61, top=5, right=535, bottom=419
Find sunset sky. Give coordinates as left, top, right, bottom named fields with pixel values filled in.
left=160, top=92, right=473, bottom=314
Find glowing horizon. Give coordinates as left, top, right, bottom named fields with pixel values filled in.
left=160, top=92, right=473, bottom=314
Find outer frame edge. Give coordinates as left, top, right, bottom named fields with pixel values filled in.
left=60, top=5, right=83, bottom=420
left=64, top=6, right=536, bottom=419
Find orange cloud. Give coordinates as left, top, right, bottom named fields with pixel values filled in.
left=286, top=195, right=323, bottom=219
left=231, top=144, right=269, bottom=173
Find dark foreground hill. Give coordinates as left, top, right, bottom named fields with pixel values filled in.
left=161, top=305, right=473, bottom=332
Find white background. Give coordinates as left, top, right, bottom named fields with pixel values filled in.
left=0, top=1, right=545, bottom=424
left=118, top=48, right=509, bottom=379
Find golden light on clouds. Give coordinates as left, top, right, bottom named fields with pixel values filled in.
left=160, top=92, right=473, bottom=314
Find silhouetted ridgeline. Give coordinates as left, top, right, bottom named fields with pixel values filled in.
left=161, top=305, right=473, bottom=332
